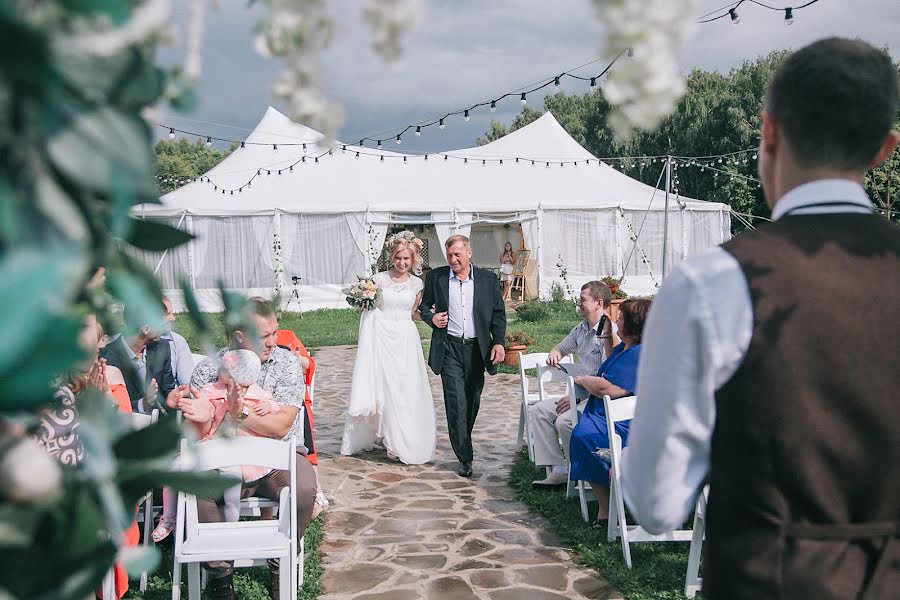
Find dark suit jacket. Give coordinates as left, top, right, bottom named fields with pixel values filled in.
left=419, top=265, right=506, bottom=376
left=100, top=335, right=176, bottom=412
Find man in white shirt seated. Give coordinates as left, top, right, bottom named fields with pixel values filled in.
left=160, top=295, right=195, bottom=386
left=531, top=281, right=615, bottom=487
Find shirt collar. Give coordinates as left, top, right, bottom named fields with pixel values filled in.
left=771, top=179, right=872, bottom=221
left=124, top=341, right=143, bottom=362
left=449, top=267, right=475, bottom=282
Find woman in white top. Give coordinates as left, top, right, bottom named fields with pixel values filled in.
left=499, top=241, right=516, bottom=301
left=341, top=232, right=436, bottom=464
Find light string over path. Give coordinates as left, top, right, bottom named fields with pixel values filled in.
left=697, top=0, right=821, bottom=25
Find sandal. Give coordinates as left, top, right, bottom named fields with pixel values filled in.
left=311, top=491, right=329, bottom=519
left=590, top=518, right=608, bottom=529
left=151, top=517, right=176, bottom=543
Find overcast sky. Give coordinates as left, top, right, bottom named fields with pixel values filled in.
left=154, top=1, right=899, bottom=154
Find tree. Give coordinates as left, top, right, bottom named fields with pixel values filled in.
left=154, top=138, right=230, bottom=195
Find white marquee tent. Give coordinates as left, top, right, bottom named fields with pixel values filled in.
left=136, top=107, right=731, bottom=311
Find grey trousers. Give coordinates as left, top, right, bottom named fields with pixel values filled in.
left=197, top=451, right=318, bottom=577
left=440, top=340, right=485, bottom=465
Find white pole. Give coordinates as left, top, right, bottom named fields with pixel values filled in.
left=662, top=156, right=672, bottom=279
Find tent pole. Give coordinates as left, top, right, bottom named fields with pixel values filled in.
left=662, top=156, right=672, bottom=279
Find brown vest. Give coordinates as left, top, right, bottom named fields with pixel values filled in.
left=708, top=212, right=900, bottom=599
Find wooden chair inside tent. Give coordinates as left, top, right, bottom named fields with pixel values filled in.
left=511, top=249, right=530, bottom=300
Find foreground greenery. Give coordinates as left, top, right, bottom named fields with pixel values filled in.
left=510, top=449, right=696, bottom=600
left=130, top=515, right=324, bottom=600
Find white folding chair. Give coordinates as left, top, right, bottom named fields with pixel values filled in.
left=172, top=437, right=300, bottom=600
left=604, top=394, right=693, bottom=569
left=515, top=352, right=549, bottom=459
left=684, top=485, right=709, bottom=598
left=517, top=356, right=573, bottom=463
left=307, top=371, right=315, bottom=410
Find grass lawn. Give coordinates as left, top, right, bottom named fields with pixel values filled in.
left=129, top=515, right=323, bottom=599
left=510, top=449, right=696, bottom=600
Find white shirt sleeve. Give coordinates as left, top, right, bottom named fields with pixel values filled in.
left=172, top=332, right=195, bottom=386
left=621, top=247, right=752, bottom=534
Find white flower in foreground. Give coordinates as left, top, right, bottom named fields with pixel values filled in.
left=592, top=0, right=697, bottom=138
left=0, top=438, right=62, bottom=504
left=363, top=0, right=423, bottom=64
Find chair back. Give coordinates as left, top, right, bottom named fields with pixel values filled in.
left=518, top=352, right=549, bottom=401
left=604, top=395, right=637, bottom=472
left=535, top=364, right=575, bottom=406
left=129, top=408, right=159, bottom=430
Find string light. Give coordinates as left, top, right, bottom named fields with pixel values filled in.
left=464, top=110, right=470, bottom=122
left=169, top=127, right=175, bottom=139
left=415, top=126, right=421, bottom=136
left=377, top=140, right=382, bottom=149
left=520, top=93, right=527, bottom=105
left=439, top=118, right=445, bottom=129
left=490, top=101, right=497, bottom=113
left=206, top=136, right=212, bottom=147
left=698, top=0, right=818, bottom=25
left=554, top=76, right=560, bottom=86
left=396, top=134, right=402, bottom=144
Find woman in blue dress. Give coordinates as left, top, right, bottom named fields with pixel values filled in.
left=569, top=298, right=652, bottom=526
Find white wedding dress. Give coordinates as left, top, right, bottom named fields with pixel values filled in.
left=340, top=270, right=436, bottom=464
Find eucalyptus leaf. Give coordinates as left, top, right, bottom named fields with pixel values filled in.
left=108, top=50, right=166, bottom=110
left=119, top=468, right=237, bottom=500
left=127, top=217, right=194, bottom=251
left=119, top=544, right=160, bottom=576
left=112, top=413, right=181, bottom=461
left=0, top=504, right=42, bottom=549
left=44, top=106, right=158, bottom=200
left=105, top=269, right=165, bottom=334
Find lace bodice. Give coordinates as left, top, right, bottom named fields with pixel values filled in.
left=373, top=270, right=423, bottom=320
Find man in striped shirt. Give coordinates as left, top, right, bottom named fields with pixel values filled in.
left=531, top=281, right=616, bottom=487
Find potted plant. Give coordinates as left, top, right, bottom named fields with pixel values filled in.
left=503, top=330, right=536, bottom=367
left=601, top=275, right=629, bottom=300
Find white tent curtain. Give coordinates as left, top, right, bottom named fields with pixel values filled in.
left=540, top=209, right=619, bottom=297
left=190, top=215, right=277, bottom=289
left=280, top=213, right=368, bottom=284
left=129, top=216, right=191, bottom=289
left=344, top=211, right=388, bottom=275
left=433, top=212, right=454, bottom=260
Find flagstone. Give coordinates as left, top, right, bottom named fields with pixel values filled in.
left=312, top=345, right=620, bottom=600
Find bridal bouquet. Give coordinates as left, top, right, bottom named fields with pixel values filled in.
left=343, top=276, right=381, bottom=310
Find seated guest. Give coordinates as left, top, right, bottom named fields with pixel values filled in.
left=274, top=327, right=328, bottom=516
left=531, top=281, right=616, bottom=487
left=568, top=298, right=651, bottom=526
left=161, top=295, right=195, bottom=386
left=180, top=297, right=317, bottom=600
left=100, top=302, right=175, bottom=414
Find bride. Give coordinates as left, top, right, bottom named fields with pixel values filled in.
left=340, top=231, right=436, bottom=464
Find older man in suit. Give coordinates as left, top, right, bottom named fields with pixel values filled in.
left=420, top=234, right=506, bottom=477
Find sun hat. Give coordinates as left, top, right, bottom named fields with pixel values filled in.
left=221, top=349, right=261, bottom=386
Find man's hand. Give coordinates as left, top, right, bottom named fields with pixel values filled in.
left=555, top=396, right=571, bottom=416
left=490, top=344, right=505, bottom=365
left=147, top=378, right=159, bottom=403
left=433, top=311, right=449, bottom=329
left=546, top=348, right=563, bottom=367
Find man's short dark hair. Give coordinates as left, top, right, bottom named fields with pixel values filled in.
left=247, top=296, right=276, bottom=319
left=766, top=37, right=898, bottom=170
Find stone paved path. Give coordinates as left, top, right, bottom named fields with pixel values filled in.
left=313, top=346, right=621, bottom=600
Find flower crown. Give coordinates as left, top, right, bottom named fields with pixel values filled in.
left=388, top=230, right=424, bottom=250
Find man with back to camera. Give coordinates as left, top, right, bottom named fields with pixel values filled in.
left=622, top=38, right=900, bottom=598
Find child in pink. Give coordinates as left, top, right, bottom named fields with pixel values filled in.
left=151, top=349, right=280, bottom=542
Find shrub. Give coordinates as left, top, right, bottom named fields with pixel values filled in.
left=515, top=301, right=551, bottom=322
left=549, top=281, right=567, bottom=303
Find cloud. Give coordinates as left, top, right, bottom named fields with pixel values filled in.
left=154, top=0, right=900, bottom=152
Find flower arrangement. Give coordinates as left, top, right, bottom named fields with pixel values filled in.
left=273, top=233, right=285, bottom=298
left=601, top=275, right=628, bottom=299
left=342, top=276, right=381, bottom=310
left=387, top=229, right=425, bottom=251
left=504, top=329, right=536, bottom=348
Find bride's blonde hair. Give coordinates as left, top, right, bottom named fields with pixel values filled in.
left=388, top=234, right=423, bottom=275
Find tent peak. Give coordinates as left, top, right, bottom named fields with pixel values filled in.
left=245, top=106, right=326, bottom=146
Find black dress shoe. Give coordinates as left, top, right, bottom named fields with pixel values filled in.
left=457, top=462, right=473, bottom=477
left=209, top=573, right=235, bottom=600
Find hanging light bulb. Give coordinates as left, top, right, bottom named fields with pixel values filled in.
left=396, top=134, right=402, bottom=144
left=490, top=100, right=496, bottom=113
left=464, top=110, right=470, bottom=122
left=415, top=126, right=421, bottom=136
left=439, top=118, right=445, bottom=129
left=273, top=144, right=278, bottom=150
left=206, top=136, right=212, bottom=147
left=240, top=141, right=245, bottom=149
left=752, top=153, right=758, bottom=160
left=380, top=155, right=384, bottom=162
left=464, top=158, right=468, bottom=164
left=729, top=8, right=740, bottom=24
left=554, top=76, right=560, bottom=87
left=482, top=159, right=486, bottom=166
left=342, top=145, right=347, bottom=153
left=424, top=154, right=428, bottom=161
left=355, top=151, right=360, bottom=159
left=359, top=139, right=364, bottom=147
left=403, top=156, right=407, bottom=163
left=590, top=77, right=596, bottom=87
left=168, top=127, right=175, bottom=139
left=520, top=93, right=527, bottom=105
left=377, top=140, right=382, bottom=149
left=626, top=47, right=634, bottom=58
left=784, top=7, right=794, bottom=25
left=289, top=165, right=293, bottom=173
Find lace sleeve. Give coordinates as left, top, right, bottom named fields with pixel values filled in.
left=413, top=275, right=424, bottom=294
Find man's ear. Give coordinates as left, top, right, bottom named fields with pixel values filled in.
left=233, top=330, right=244, bottom=345
left=760, top=112, right=779, bottom=155
left=869, top=130, right=900, bottom=170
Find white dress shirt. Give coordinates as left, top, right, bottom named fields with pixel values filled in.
left=447, top=268, right=476, bottom=339
left=621, top=179, right=875, bottom=534
left=162, top=330, right=195, bottom=386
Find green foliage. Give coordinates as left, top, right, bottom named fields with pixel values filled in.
left=510, top=449, right=694, bottom=599
left=504, top=329, right=536, bottom=347
left=153, top=138, right=230, bottom=196
left=0, top=5, right=242, bottom=599
left=515, top=300, right=551, bottom=323
left=549, top=281, right=567, bottom=304
left=865, top=115, right=900, bottom=223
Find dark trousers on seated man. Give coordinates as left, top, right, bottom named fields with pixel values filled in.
left=198, top=451, right=317, bottom=577
left=442, top=336, right=486, bottom=465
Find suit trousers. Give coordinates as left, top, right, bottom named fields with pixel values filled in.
left=441, top=340, right=485, bottom=464
left=529, top=396, right=583, bottom=467
left=197, top=451, right=318, bottom=578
